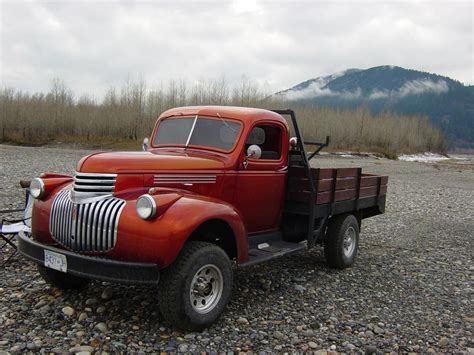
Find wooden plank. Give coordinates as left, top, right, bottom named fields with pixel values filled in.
left=336, top=168, right=359, bottom=178
left=337, top=177, right=357, bottom=190
left=288, top=185, right=387, bottom=205
left=318, top=177, right=356, bottom=192
left=318, top=168, right=334, bottom=179
left=316, top=191, right=330, bottom=204
left=360, top=186, right=377, bottom=197
left=360, top=185, right=387, bottom=197
left=316, top=188, right=356, bottom=204
left=361, top=175, right=388, bottom=186
left=335, top=188, right=356, bottom=201
left=360, top=176, right=379, bottom=187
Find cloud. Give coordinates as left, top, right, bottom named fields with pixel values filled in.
left=278, top=69, right=362, bottom=100
left=368, top=79, right=450, bottom=100
left=0, top=0, right=472, bottom=98
left=282, top=77, right=450, bottom=101
left=281, top=82, right=362, bottom=101
left=398, top=79, right=450, bottom=97
left=281, top=81, right=335, bottom=100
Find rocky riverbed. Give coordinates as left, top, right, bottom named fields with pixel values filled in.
left=0, top=144, right=473, bottom=354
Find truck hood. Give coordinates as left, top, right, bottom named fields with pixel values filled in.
left=77, top=151, right=226, bottom=173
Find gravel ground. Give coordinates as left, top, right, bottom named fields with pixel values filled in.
left=0, top=144, right=473, bottom=354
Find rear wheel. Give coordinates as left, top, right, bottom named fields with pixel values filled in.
left=37, top=265, right=90, bottom=290
left=157, top=241, right=233, bottom=331
left=324, top=214, right=359, bottom=269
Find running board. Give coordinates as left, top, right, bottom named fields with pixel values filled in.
left=239, top=240, right=307, bottom=267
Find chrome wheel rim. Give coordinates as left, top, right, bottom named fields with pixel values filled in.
left=343, top=226, right=356, bottom=258
left=189, top=264, right=223, bottom=314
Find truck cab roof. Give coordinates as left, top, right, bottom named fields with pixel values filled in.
left=159, top=106, right=289, bottom=127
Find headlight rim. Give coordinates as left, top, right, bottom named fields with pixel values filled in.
left=136, top=194, right=157, bottom=220
left=30, top=177, right=45, bottom=199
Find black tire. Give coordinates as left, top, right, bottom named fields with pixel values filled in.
left=37, top=265, right=90, bottom=290
left=324, top=214, right=359, bottom=269
left=157, top=241, right=233, bottom=331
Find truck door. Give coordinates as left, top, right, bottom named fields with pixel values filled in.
left=235, top=123, right=288, bottom=233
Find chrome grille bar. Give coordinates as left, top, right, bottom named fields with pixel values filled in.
left=71, top=172, right=117, bottom=203
left=49, top=189, right=125, bottom=252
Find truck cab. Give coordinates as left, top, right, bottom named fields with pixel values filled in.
left=18, top=106, right=387, bottom=330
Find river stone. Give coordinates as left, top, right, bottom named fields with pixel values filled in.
left=62, top=307, right=74, bottom=316
left=94, top=323, right=107, bottom=333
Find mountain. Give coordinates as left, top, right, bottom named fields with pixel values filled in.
left=276, top=66, right=474, bottom=148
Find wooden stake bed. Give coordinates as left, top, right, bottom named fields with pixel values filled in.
left=284, top=166, right=388, bottom=219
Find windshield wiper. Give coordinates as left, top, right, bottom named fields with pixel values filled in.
left=185, top=115, right=198, bottom=148
left=216, top=112, right=237, bottom=133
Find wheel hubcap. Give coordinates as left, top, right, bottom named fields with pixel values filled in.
left=343, top=226, right=356, bottom=258
left=190, top=264, right=223, bottom=314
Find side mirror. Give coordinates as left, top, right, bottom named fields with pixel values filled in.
left=289, top=137, right=298, bottom=148
left=142, top=137, right=149, bottom=151
left=246, top=145, right=262, bottom=159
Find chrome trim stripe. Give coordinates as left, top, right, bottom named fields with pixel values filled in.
left=154, top=175, right=217, bottom=178
left=154, top=181, right=216, bottom=185
left=153, top=175, right=217, bottom=185
left=49, top=189, right=125, bottom=253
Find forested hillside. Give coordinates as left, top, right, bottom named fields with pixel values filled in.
left=277, top=66, right=474, bottom=148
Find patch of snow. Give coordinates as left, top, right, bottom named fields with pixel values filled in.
left=451, top=156, right=469, bottom=161
left=398, top=152, right=450, bottom=163
left=333, top=151, right=381, bottom=159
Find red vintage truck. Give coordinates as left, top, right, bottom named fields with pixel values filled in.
left=18, top=106, right=387, bottom=330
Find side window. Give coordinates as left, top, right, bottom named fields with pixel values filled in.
left=246, top=125, right=282, bottom=160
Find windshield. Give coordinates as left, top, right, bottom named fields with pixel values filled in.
left=153, top=116, right=242, bottom=151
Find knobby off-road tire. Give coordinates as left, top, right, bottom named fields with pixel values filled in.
left=324, top=214, right=360, bottom=269
left=157, top=241, right=233, bottom=331
left=37, top=265, right=90, bottom=290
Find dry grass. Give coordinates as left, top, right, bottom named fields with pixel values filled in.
left=0, top=78, right=448, bottom=156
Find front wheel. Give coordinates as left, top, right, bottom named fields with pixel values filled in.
left=324, top=214, right=360, bottom=269
left=157, top=241, right=233, bottom=331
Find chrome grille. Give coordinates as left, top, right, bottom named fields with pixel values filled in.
left=50, top=189, right=125, bottom=252
left=71, top=172, right=117, bottom=203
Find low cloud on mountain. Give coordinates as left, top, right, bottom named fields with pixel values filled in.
left=282, top=77, right=450, bottom=101
left=369, top=79, right=450, bottom=100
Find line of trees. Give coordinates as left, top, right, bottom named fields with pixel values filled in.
left=0, top=78, right=447, bottom=155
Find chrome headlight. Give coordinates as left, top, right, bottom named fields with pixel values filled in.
left=30, top=178, right=45, bottom=199
left=136, top=194, right=157, bottom=220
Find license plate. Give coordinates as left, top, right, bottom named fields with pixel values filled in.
left=44, top=250, right=67, bottom=273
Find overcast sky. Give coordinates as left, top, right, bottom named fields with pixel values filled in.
left=1, top=0, right=473, bottom=98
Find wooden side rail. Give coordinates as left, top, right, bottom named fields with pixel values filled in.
left=286, top=167, right=388, bottom=205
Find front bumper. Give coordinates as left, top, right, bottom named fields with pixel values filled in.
left=17, top=231, right=160, bottom=285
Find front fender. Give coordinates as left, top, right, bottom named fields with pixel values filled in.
left=31, top=176, right=73, bottom=244
left=113, top=193, right=247, bottom=267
